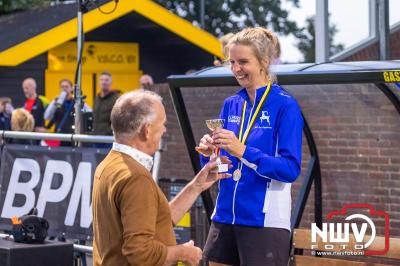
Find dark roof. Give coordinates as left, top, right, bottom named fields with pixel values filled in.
left=168, top=60, right=400, bottom=86
left=0, top=0, right=221, bottom=66
left=0, top=2, right=104, bottom=51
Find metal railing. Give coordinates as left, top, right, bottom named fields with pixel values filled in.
left=0, top=131, right=114, bottom=143
left=0, top=233, right=93, bottom=254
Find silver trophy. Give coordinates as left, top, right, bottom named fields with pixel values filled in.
left=205, top=119, right=228, bottom=173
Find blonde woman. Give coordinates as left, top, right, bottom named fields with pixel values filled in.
left=10, top=108, right=36, bottom=145
left=197, top=27, right=303, bottom=266
left=11, top=108, right=35, bottom=132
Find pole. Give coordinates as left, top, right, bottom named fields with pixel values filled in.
left=74, top=5, right=86, bottom=263
left=378, top=0, right=390, bottom=60
left=74, top=0, right=85, bottom=141
left=369, top=0, right=378, bottom=38
left=315, top=0, right=329, bottom=63
left=199, top=0, right=205, bottom=29
left=152, top=139, right=164, bottom=183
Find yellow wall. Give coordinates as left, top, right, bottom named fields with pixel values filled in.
left=45, top=41, right=142, bottom=108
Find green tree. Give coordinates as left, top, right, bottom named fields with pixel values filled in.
left=297, top=16, right=344, bottom=63
left=0, top=0, right=50, bottom=15
left=155, top=0, right=300, bottom=37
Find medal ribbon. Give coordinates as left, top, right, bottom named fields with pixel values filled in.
left=238, top=82, right=271, bottom=144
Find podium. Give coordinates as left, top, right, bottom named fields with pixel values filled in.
left=0, top=238, right=73, bottom=266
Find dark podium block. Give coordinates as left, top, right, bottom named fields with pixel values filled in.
left=0, top=238, right=73, bottom=266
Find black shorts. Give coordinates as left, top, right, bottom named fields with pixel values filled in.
left=203, top=222, right=290, bottom=266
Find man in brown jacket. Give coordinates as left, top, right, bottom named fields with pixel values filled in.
left=92, top=90, right=231, bottom=266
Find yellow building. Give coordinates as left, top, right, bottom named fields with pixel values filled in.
left=0, top=0, right=223, bottom=107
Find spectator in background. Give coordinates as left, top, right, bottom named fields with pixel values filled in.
left=139, top=74, right=154, bottom=90
left=11, top=108, right=34, bottom=132
left=213, top=33, right=235, bottom=67
left=45, top=79, right=91, bottom=134
left=0, top=97, right=14, bottom=131
left=22, top=77, right=49, bottom=132
left=44, top=79, right=91, bottom=146
left=93, top=71, right=120, bottom=147
left=10, top=108, right=36, bottom=145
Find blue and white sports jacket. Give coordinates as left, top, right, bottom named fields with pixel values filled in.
left=201, top=84, right=303, bottom=230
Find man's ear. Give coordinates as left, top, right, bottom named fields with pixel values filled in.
left=138, top=123, right=150, bottom=141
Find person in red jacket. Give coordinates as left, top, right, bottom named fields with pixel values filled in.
left=22, top=77, right=49, bottom=132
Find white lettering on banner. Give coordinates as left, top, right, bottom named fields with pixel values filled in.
left=1, top=159, right=40, bottom=218
left=1, top=158, right=93, bottom=228
left=65, top=162, right=92, bottom=228
left=36, top=160, right=74, bottom=217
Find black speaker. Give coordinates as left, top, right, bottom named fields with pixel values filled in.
left=0, top=238, right=73, bottom=266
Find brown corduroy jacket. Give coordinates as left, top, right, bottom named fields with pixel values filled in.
left=92, top=150, right=176, bottom=266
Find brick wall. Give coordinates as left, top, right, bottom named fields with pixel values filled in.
left=153, top=82, right=400, bottom=239
left=342, top=28, right=400, bottom=61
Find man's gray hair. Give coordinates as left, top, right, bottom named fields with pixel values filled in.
left=111, top=90, right=163, bottom=139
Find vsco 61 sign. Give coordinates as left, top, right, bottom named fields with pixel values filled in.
left=0, top=144, right=108, bottom=240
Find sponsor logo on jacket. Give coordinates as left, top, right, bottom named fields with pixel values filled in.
left=255, top=111, right=272, bottom=129
left=228, top=115, right=241, bottom=124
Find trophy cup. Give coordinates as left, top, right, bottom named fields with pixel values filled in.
left=205, top=119, right=229, bottom=173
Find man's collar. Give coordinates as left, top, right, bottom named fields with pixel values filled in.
left=112, top=142, right=153, bottom=171
left=99, top=90, right=115, bottom=98
left=26, top=95, right=37, bottom=100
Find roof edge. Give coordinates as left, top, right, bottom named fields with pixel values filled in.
left=0, top=0, right=222, bottom=66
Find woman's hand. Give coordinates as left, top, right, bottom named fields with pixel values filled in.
left=212, top=128, right=246, bottom=158
left=195, top=134, right=216, bottom=157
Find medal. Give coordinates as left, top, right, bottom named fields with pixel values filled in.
left=233, top=168, right=242, bottom=181
left=239, top=82, right=271, bottom=144
left=232, top=83, right=271, bottom=182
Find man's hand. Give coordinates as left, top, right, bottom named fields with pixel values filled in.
left=212, top=128, right=246, bottom=158
left=191, top=157, right=232, bottom=192
left=195, top=134, right=215, bottom=157
left=164, top=241, right=202, bottom=266
left=169, top=158, right=231, bottom=226
left=181, top=240, right=202, bottom=266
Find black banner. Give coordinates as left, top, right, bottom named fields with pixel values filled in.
left=0, top=144, right=108, bottom=240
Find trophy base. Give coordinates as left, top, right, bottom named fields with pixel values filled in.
left=217, top=164, right=229, bottom=173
